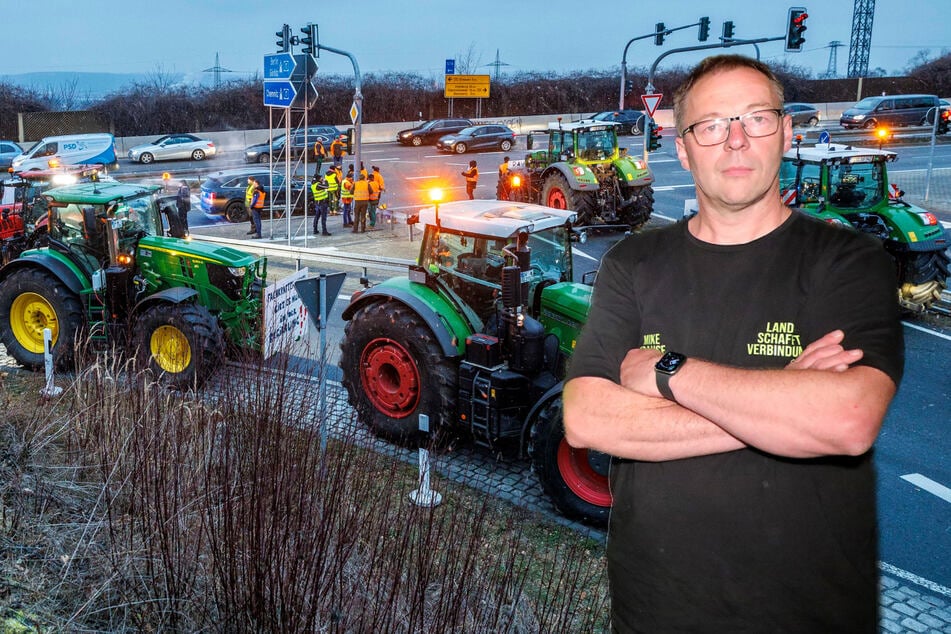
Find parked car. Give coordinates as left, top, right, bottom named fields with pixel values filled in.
left=199, top=167, right=306, bottom=223
left=839, top=94, right=943, bottom=129
left=783, top=103, right=820, bottom=127
left=127, top=134, right=216, bottom=164
left=397, top=118, right=472, bottom=146
left=0, top=140, right=23, bottom=169
left=244, top=126, right=341, bottom=163
left=590, top=110, right=646, bottom=136
left=435, top=125, right=517, bottom=154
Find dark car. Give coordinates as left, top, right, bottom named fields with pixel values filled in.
left=0, top=140, right=23, bottom=169
left=591, top=110, right=646, bottom=136
left=783, top=103, right=820, bottom=127
left=199, top=167, right=307, bottom=223
left=397, top=118, right=473, bottom=146
left=435, top=125, right=517, bottom=154
left=839, top=94, right=942, bottom=129
left=244, top=126, right=342, bottom=164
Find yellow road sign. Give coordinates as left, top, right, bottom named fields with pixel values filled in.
left=444, top=74, right=491, bottom=98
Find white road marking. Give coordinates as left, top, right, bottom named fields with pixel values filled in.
left=879, top=562, right=951, bottom=598
left=653, top=184, right=697, bottom=191
left=902, top=321, right=951, bottom=341
left=901, top=473, right=951, bottom=504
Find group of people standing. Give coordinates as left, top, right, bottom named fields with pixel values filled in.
left=309, top=163, right=385, bottom=235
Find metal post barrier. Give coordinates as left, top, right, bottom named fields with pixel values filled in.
left=40, top=328, right=62, bottom=398
left=409, top=413, right=442, bottom=507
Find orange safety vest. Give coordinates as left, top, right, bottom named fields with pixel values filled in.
left=330, top=139, right=344, bottom=157
left=252, top=189, right=266, bottom=209
left=464, top=166, right=479, bottom=184
left=352, top=179, right=372, bottom=201
left=368, top=176, right=381, bottom=201
left=372, top=170, right=385, bottom=191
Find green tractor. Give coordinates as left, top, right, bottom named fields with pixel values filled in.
left=780, top=142, right=949, bottom=312
left=0, top=181, right=267, bottom=388
left=339, top=200, right=610, bottom=525
left=507, top=118, right=655, bottom=236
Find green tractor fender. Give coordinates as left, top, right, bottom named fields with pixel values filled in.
left=873, top=203, right=951, bottom=251
left=541, top=163, right=597, bottom=190
left=615, top=155, right=655, bottom=187
left=0, top=250, right=91, bottom=296
left=132, top=286, right=200, bottom=318
left=341, top=277, right=473, bottom=358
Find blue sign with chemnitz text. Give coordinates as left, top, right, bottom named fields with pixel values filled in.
left=263, top=81, right=297, bottom=108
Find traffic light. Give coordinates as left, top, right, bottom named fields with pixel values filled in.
left=647, top=119, right=663, bottom=152
left=275, top=24, right=290, bottom=53
left=698, top=16, right=710, bottom=42
left=624, top=79, right=634, bottom=96
left=300, top=22, right=318, bottom=56
left=785, top=8, right=808, bottom=52
left=938, top=109, right=950, bottom=135
left=344, top=128, right=354, bottom=154
left=722, top=20, right=735, bottom=41
left=654, top=22, right=665, bottom=46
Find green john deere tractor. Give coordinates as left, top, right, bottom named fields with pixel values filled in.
left=339, top=199, right=610, bottom=525
left=0, top=181, right=267, bottom=388
left=507, top=119, right=655, bottom=235
left=780, top=142, right=949, bottom=312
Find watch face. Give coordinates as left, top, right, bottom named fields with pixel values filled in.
left=657, top=352, right=687, bottom=374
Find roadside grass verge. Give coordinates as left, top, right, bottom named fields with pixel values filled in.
left=0, top=355, right=609, bottom=632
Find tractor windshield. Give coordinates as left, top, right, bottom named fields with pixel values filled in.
left=829, top=159, right=885, bottom=209
left=111, top=193, right=161, bottom=237
left=575, top=127, right=616, bottom=161
left=528, top=226, right=572, bottom=282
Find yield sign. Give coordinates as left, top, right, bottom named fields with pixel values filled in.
left=641, top=93, right=663, bottom=118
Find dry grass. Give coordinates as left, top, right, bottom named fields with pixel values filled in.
left=0, top=355, right=609, bottom=633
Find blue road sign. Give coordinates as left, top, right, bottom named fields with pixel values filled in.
left=263, top=80, right=297, bottom=108
left=264, top=53, right=297, bottom=80
left=445, top=59, right=455, bottom=74
left=818, top=130, right=831, bottom=144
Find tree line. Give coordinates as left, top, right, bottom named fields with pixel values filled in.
left=1, top=54, right=948, bottom=139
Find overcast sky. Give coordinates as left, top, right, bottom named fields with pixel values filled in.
left=5, top=0, right=948, bottom=82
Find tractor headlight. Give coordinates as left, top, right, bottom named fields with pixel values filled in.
left=228, top=266, right=247, bottom=277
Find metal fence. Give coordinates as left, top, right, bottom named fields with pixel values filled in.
left=16, top=111, right=114, bottom=144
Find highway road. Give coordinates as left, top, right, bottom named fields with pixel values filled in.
left=124, top=124, right=951, bottom=593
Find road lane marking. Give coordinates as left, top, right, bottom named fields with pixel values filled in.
left=880, top=562, right=951, bottom=598
left=902, top=321, right=951, bottom=341
left=653, top=184, right=697, bottom=191
left=901, top=473, right=951, bottom=504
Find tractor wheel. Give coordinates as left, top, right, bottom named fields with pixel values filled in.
left=620, top=184, right=655, bottom=230
left=132, top=302, right=224, bottom=389
left=541, top=173, right=598, bottom=225
left=340, top=301, right=458, bottom=445
left=225, top=201, right=249, bottom=223
left=529, top=397, right=611, bottom=526
left=0, top=268, right=84, bottom=371
left=896, top=249, right=950, bottom=312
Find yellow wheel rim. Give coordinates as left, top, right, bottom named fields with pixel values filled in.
left=149, top=325, right=191, bottom=374
left=10, top=292, right=58, bottom=354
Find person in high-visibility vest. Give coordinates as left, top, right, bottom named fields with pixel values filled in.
left=249, top=183, right=265, bottom=239
left=313, top=139, right=326, bottom=178
left=496, top=156, right=511, bottom=200
left=367, top=171, right=381, bottom=229
left=324, top=168, right=340, bottom=214
left=244, top=176, right=257, bottom=235
left=461, top=160, right=479, bottom=199
left=340, top=172, right=354, bottom=228
left=351, top=172, right=372, bottom=233
left=310, top=176, right=331, bottom=236
left=330, top=135, right=346, bottom=168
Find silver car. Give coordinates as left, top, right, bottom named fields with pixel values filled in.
left=127, top=134, right=216, bottom=164
left=0, top=140, right=23, bottom=169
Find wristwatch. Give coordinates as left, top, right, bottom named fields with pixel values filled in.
left=655, top=351, right=688, bottom=402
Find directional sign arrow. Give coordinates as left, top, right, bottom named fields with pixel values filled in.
left=264, top=53, right=297, bottom=80
left=263, top=80, right=297, bottom=108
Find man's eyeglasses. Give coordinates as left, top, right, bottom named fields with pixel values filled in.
left=682, top=108, right=785, bottom=146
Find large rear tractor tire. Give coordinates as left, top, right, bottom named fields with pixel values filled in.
left=541, top=173, right=598, bottom=226
left=620, top=184, right=655, bottom=230
left=133, top=302, right=224, bottom=389
left=529, top=397, right=611, bottom=526
left=340, top=301, right=458, bottom=445
left=0, top=268, right=84, bottom=370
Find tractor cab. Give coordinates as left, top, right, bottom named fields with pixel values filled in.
left=526, top=120, right=621, bottom=168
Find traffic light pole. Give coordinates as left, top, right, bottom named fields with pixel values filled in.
left=316, top=43, right=363, bottom=179
left=619, top=20, right=707, bottom=111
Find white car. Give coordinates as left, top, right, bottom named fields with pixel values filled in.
left=127, top=134, right=216, bottom=164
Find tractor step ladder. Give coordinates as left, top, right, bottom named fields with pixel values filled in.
left=468, top=374, right=495, bottom=449
left=83, top=290, right=109, bottom=344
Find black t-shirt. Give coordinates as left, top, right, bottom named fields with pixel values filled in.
left=567, top=213, right=904, bottom=633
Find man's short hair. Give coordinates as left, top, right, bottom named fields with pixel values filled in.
left=673, top=54, right=785, bottom=135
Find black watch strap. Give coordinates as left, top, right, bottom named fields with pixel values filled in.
left=656, top=371, right=676, bottom=401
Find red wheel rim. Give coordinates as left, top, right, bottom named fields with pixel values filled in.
left=547, top=188, right=568, bottom=209
left=360, top=337, right=421, bottom=419
left=556, top=439, right=612, bottom=507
